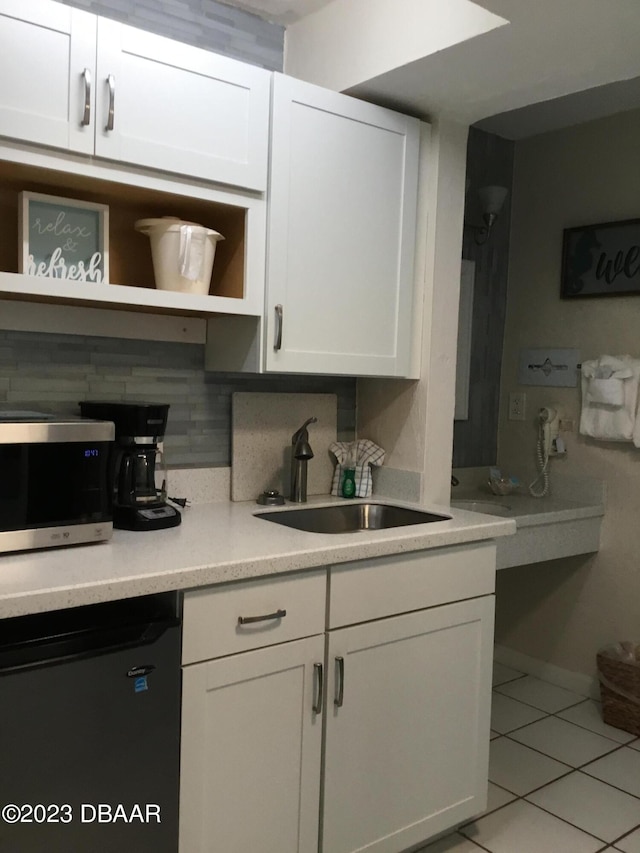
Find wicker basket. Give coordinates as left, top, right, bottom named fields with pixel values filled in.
left=597, top=648, right=640, bottom=736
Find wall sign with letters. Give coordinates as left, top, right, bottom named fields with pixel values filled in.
left=19, top=192, right=109, bottom=285
left=561, top=218, right=640, bottom=298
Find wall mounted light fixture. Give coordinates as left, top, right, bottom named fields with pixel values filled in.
left=465, top=184, right=508, bottom=245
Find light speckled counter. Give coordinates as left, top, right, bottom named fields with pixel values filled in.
left=0, top=497, right=515, bottom=619
left=451, top=491, right=604, bottom=569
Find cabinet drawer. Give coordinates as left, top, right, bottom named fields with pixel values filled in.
left=328, top=542, right=496, bottom=628
left=182, top=569, right=326, bottom=664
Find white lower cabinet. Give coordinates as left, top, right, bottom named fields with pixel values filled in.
left=180, top=636, right=324, bottom=853
left=179, top=547, right=496, bottom=853
left=322, top=596, right=495, bottom=853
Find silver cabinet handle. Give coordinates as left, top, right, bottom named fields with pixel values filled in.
left=81, top=68, right=91, bottom=126
left=274, top=304, right=283, bottom=351
left=313, top=662, right=323, bottom=715
left=334, top=656, right=344, bottom=707
left=237, top=608, right=286, bottom=626
left=105, top=74, right=115, bottom=131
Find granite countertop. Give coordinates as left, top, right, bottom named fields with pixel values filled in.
left=0, top=496, right=515, bottom=619
left=451, top=490, right=604, bottom=528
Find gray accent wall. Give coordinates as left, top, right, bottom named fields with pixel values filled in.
left=0, top=331, right=356, bottom=467
left=453, top=127, right=514, bottom=468
left=59, top=0, right=284, bottom=70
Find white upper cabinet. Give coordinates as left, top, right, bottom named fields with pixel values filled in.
left=266, top=74, right=420, bottom=377
left=94, top=19, right=270, bottom=190
left=0, top=0, right=96, bottom=154
left=0, top=0, right=271, bottom=191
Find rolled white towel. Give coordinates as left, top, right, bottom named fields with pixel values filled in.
left=586, top=377, right=626, bottom=406
left=580, top=355, right=640, bottom=441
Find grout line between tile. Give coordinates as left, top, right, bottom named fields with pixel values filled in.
left=488, top=666, right=640, bottom=851
left=491, top=761, right=576, bottom=799
left=611, top=821, right=640, bottom=847
left=580, top=764, right=640, bottom=802
left=491, top=711, right=552, bottom=737
left=463, top=835, right=493, bottom=852
left=519, top=792, right=609, bottom=844
left=492, top=671, right=528, bottom=688
left=476, top=781, right=639, bottom=849
left=550, top=702, right=640, bottom=745
left=500, top=731, right=627, bottom=771
left=498, top=720, right=625, bottom=768
left=490, top=766, right=640, bottom=848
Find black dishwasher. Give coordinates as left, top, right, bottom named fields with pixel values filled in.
left=0, top=593, right=181, bottom=853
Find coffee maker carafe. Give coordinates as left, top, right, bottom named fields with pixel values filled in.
left=79, top=401, right=181, bottom=531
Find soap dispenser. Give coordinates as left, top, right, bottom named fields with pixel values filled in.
left=341, top=445, right=357, bottom=498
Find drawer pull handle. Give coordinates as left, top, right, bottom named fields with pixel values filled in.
left=313, top=662, right=323, bottom=715
left=105, top=73, right=115, bottom=131
left=238, top=608, right=287, bottom=626
left=274, top=304, right=283, bottom=351
left=334, top=656, right=344, bottom=708
left=81, top=68, right=91, bottom=126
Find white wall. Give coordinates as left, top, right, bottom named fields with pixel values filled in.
left=284, top=0, right=505, bottom=94
left=358, top=119, right=469, bottom=506
left=496, top=107, right=640, bottom=677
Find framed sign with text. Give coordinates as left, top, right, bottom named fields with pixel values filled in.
left=19, top=191, right=109, bottom=284
left=561, top=218, right=640, bottom=298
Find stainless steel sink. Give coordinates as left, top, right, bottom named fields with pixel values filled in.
left=450, top=499, right=512, bottom=517
left=256, top=502, right=450, bottom=534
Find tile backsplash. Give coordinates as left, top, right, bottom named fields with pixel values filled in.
left=0, top=330, right=356, bottom=468
left=231, top=392, right=338, bottom=500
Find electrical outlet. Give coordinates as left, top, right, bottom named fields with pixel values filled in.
left=508, top=392, right=526, bottom=421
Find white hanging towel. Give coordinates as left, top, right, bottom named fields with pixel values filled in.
left=579, top=355, right=640, bottom=441
left=329, top=439, right=385, bottom=497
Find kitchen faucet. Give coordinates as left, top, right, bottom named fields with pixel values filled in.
left=290, top=417, right=317, bottom=502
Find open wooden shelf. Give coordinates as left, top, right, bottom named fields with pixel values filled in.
left=0, top=270, right=258, bottom=318
left=0, top=159, right=258, bottom=315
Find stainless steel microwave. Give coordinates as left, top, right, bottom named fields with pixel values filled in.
left=0, top=414, right=114, bottom=554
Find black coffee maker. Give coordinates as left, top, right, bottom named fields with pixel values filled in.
left=79, top=401, right=181, bottom=531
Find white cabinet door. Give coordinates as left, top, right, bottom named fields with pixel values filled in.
left=95, top=18, right=270, bottom=190
left=180, top=635, right=324, bottom=853
left=266, top=74, right=420, bottom=377
left=0, top=0, right=96, bottom=154
left=322, top=596, right=494, bottom=853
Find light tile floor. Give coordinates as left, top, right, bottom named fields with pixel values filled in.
left=418, top=662, right=640, bottom=853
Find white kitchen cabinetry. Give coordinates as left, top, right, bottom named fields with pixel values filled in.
left=0, top=0, right=95, bottom=155
left=0, top=0, right=269, bottom=332
left=322, top=544, right=495, bottom=852
left=323, top=597, right=494, bottom=853
left=180, top=637, right=324, bottom=853
left=94, top=19, right=270, bottom=191
left=265, top=74, right=420, bottom=377
left=180, top=570, right=326, bottom=853
left=0, top=0, right=270, bottom=191
left=0, top=154, right=266, bottom=320
left=179, top=542, right=496, bottom=853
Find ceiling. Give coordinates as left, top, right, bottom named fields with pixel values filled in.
left=347, top=0, right=640, bottom=133
left=475, top=75, right=640, bottom=140
left=221, top=0, right=640, bottom=138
